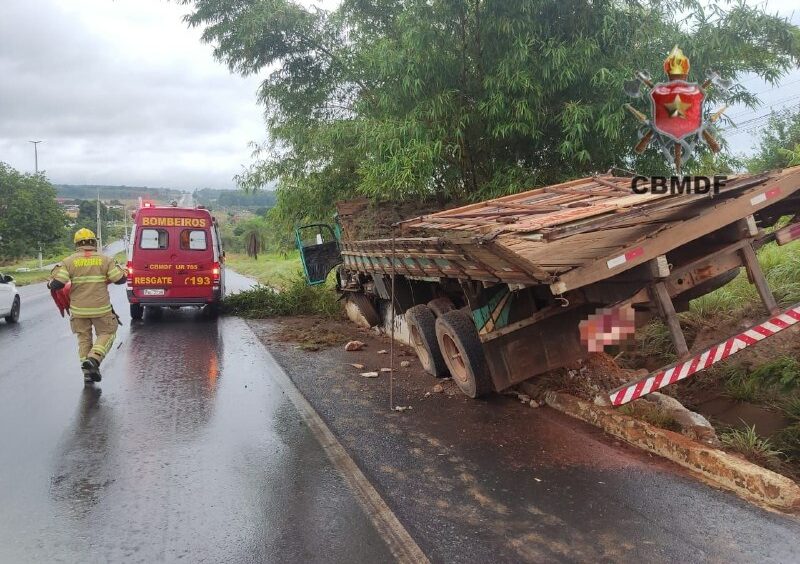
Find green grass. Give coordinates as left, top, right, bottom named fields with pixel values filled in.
left=222, top=274, right=341, bottom=318
left=0, top=254, right=64, bottom=286
left=224, top=252, right=302, bottom=289
left=619, top=402, right=681, bottom=432
left=720, top=424, right=784, bottom=469
left=774, top=424, right=800, bottom=465
left=684, top=240, right=800, bottom=326
left=723, top=366, right=762, bottom=402
left=632, top=239, right=800, bottom=362
left=780, top=395, right=800, bottom=422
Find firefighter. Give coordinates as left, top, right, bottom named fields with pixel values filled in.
left=48, top=228, right=126, bottom=384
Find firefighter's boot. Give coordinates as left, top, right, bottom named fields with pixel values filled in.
left=81, top=358, right=102, bottom=382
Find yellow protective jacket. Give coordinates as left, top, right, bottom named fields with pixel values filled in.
left=52, top=246, right=126, bottom=318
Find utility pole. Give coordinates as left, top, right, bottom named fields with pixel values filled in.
left=28, top=140, right=42, bottom=173
left=96, top=187, right=103, bottom=251
left=123, top=204, right=129, bottom=248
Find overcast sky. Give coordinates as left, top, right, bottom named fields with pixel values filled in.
left=0, top=1, right=798, bottom=191
left=1, top=0, right=265, bottom=190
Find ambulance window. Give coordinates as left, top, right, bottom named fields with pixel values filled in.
left=181, top=229, right=207, bottom=250
left=140, top=229, right=168, bottom=249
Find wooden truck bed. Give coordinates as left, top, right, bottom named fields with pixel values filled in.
left=340, top=168, right=800, bottom=293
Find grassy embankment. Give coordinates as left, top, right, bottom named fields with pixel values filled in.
left=0, top=255, right=62, bottom=286
left=632, top=237, right=800, bottom=474
left=223, top=252, right=341, bottom=318
left=0, top=249, right=128, bottom=287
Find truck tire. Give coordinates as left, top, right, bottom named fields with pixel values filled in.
left=347, top=292, right=381, bottom=327
left=406, top=305, right=448, bottom=378
left=435, top=310, right=493, bottom=398
left=130, top=303, right=143, bottom=320
left=427, top=297, right=455, bottom=318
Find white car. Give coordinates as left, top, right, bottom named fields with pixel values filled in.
left=0, top=273, right=20, bottom=323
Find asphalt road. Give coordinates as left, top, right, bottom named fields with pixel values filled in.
left=252, top=318, right=800, bottom=564
left=0, top=271, right=395, bottom=563
left=3, top=262, right=800, bottom=563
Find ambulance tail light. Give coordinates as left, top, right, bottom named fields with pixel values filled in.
left=126, top=261, right=133, bottom=287
left=212, top=262, right=221, bottom=282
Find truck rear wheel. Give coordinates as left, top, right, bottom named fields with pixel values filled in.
left=346, top=292, right=381, bottom=327
left=405, top=305, right=448, bottom=378
left=435, top=310, right=493, bottom=398
left=130, top=303, right=143, bottom=320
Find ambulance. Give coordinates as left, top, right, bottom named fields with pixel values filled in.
left=127, top=201, right=225, bottom=319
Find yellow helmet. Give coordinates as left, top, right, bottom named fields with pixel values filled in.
left=74, top=228, right=97, bottom=245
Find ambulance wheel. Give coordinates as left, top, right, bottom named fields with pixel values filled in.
left=130, top=303, right=143, bottom=320
left=406, top=305, right=448, bottom=378
left=435, top=310, right=493, bottom=398
left=5, top=297, right=20, bottom=323
left=205, top=302, right=221, bottom=319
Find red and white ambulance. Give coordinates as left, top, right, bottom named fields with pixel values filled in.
left=127, top=202, right=225, bottom=319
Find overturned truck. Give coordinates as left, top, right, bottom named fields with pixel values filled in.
left=297, top=168, right=800, bottom=404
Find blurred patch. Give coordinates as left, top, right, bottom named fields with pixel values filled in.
left=579, top=305, right=636, bottom=352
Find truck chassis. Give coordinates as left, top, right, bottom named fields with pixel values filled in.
left=298, top=168, right=800, bottom=403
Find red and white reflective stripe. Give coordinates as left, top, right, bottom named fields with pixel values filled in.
left=609, top=303, right=800, bottom=406
left=607, top=247, right=644, bottom=269
left=750, top=186, right=781, bottom=206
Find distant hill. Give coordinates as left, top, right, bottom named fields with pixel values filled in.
left=55, top=184, right=184, bottom=201
left=193, top=188, right=276, bottom=210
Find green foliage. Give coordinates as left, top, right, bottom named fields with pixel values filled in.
left=781, top=396, right=800, bottom=422
left=0, top=163, right=68, bottom=261
left=720, top=423, right=783, bottom=468
left=773, top=423, right=800, bottom=463
left=723, top=366, right=761, bottom=402
left=747, top=108, right=800, bottom=173
left=751, top=357, right=800, bottom=389
left=224, top=252, right=301, bottom=288
left=685, top=240, right=800, bottom=323
left=719, top=357, right=799, bottom=403
left=181, top=0, right=800, bottom=229
left=222, top=275, right=341, bottom=318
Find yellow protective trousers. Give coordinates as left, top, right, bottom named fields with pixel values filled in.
left=69, top=312, right=118, bottom=364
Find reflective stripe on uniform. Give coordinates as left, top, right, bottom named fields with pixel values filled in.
left=53, top=268, right=70, bottom=283
left=108, top=265, right=125, bottom=283
left=70, top=304, right=113, bottom=317
left=72, top=275, right=107, bottom=285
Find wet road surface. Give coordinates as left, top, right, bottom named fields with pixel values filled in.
left=251, top=318, right=800, bottom=564
left=0, top=272, right=395, bottom=562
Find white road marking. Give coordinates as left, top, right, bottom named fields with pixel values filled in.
left=245, top=322, right=430, bottom=564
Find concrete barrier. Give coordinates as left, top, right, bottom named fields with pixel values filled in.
left=541, top=390, right=800, bottom=512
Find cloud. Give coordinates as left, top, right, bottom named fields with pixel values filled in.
left=0, top=0, right=264, bottom=189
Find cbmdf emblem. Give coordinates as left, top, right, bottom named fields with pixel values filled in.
left=624, top=46, right=731, bottom=173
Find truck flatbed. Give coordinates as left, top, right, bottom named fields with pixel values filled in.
left=300, top=167, right=800, bottom=401
left=337, top=168, right=800, bottom=294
